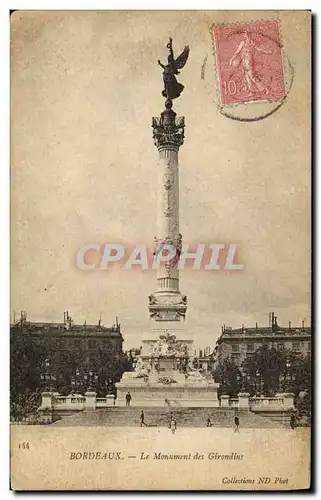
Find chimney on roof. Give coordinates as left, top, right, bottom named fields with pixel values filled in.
left=271, top=312, right=275, bottom=328
left=256, top=322, right=258, bottom=329
left=65, top=312, right=72, bottom=329
left=302, top=320, right=305, bottom=329
left=289, top=321, right=291, bottom=329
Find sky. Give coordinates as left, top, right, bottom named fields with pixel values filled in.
left=11, top=11, right=311, bottom=349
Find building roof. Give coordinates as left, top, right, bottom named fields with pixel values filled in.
left=11, top=320, right=123, bottom=339
left=216, top=325, right=311, bottom=344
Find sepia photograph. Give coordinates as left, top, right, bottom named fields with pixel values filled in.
left=10, top=9, right=311, bottom=490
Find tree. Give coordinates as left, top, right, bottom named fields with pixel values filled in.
left=296, top=392, right=311, bottom=421
left=242, top=346, right=311, bottom=397
left=10, top=326, right=134, bottom=416
left=213, top=357, right=242, bottom=397
left=242, top=346, right=285, bottom=396
left=282, top=350, right=311, bottom=396
left=10, top=328, right=44, bottom=418
left=76, top=342, right=133, bottom=396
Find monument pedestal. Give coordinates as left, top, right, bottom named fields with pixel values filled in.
left=115, top=378, right=219, bottom=407
left=116, top=329, right=219, bottom=407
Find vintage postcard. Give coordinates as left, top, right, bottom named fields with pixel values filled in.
left=10, top=10, right=311, bottom=490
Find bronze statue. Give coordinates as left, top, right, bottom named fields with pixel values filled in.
left=158, top=37, right=189, bottom=101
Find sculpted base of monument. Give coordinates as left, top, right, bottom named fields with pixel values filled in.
left=115, top=332, right=220, bottom=407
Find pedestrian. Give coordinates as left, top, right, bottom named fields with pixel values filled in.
left=206, top=417, right=212, bottom=427
left=125, top=391, right=132, bottom=407
left=140, top=410, right=147, bottom=427
left=234, top=413, right=239, bottom=433
left=170, top=415, right=177, bottom=434
left=290, top=413, right=296, bottom=430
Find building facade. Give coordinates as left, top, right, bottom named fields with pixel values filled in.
left=11, top=311, right=124, bottom=366
left=193, top=347, right=215, bottom=372
left=214, top=312, right=311, bottom=369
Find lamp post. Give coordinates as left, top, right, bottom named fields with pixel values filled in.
left=285, top=361, right=291, bottom=392
left=279, top=373, right=285, bottom=392
left=40, top=358, right=56, bottom=392
left=245, top=374, right=251, bottom=394
left=236, top=372, right=242, bottom=393
left=256, top=370, right=261, bottom=396
left=88, top=370, right=98, bottom=391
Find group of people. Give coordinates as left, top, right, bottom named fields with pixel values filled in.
left=206, top=414, right=240, bottom=432
left=139, top=410, right=177, bottom=434
left=126, top=395, right=296, bottom=432
left=139, top=410, right=240, bottom=433
left=126, top=392, right=241, bottom=432
left=125, top=393, right=178, bottom=433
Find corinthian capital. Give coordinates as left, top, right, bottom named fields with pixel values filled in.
left=152, top=102, right=185, bottom=151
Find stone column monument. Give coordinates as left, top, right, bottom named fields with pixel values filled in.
left=116, top=39, right=219, bottom=407
left=149, top=98, right=186, bottom=322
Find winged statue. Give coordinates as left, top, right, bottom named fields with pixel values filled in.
left=158, top=37, right=190, bottom=100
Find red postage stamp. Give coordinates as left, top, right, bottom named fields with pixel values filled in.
left=213, top=20, right=286, bottom=105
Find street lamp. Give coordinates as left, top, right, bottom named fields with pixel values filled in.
left=40, top=358, right=56, bottom=392
left=279, top=373, right=285, bottom=392
left=256, top=370, right=261, bottom=396
left=87, top=371, right=98, bottom=391
left=244, top=374, right=251, bottom=394
left=285, top=361, right=291, bottom=392
left=236, top=372, right=243, bottom=392
left=105, top=377, right=114, bottom=395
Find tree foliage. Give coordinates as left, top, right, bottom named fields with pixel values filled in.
left=212, top=358, right=242, bottom=397
left=10, top=326, right=133, bottom=417
left=241, top=346, right=311, bottom=397
left=213, top=346, right=311, bottom=402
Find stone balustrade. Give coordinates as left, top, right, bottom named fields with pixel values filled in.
left=218, top=393, right=294, bottom=411
left=249, top=393, right=294, bottom=410
left=39, top=391, right=294, bottom=414
left=39, top=392, right=116, bottom=412
left=54, top=395, right=86, bottom=410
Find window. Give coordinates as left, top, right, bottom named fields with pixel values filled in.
left=74, top=339, right=81, bottom=348
left=231, top=343, right=239, bottom=353
left=88, top=339, right=97, bottom=349
left=231, top=355, right=239, bottom=364
left=277, top=343, right=284, bottom=351
left=293, top=341, right=300, bottom=351
left=247, top=344, right=254, bottom=352
left=307, top=341, right=311, bottom=351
